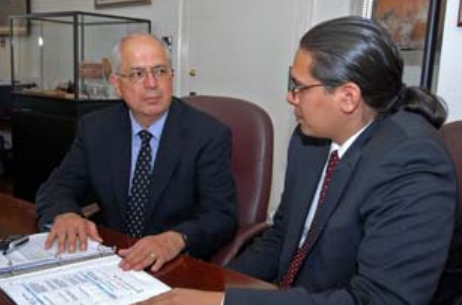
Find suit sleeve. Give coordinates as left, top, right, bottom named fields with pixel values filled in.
left=225, top=136, right=456, bottom=305
left=35, top=119, right=91, bottom=229
left=226, top=195, right=285, bottom=281
left=172, top=126, right=238, bottom=258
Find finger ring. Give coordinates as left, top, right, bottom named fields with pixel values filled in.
left=149, top=252, right=156, bottom=260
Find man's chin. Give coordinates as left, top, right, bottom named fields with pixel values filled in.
left=144, top=102, right=170, bottom=114
left=145, top=108, right=167, bottom=118
left=299, top=125, right=325, bottom=140
left=299, top=124, right=311, bottom=135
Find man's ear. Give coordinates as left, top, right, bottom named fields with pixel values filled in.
left=109, top=73, right=122, bottom=97
left=336, top=82, right=361, bottom=114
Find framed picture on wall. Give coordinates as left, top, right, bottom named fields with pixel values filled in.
left=0, top=0, right=30, bottom=36
left=362, top=0, right=444, bottom=90
left=95, top=0, right=152, bottom=9
left=371, top=0, right=429, bottom=50
left=459, top=0, right=462, bottom=26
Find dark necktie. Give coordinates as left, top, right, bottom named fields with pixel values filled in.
left=125, top=130, right=153, bottom=238
left=279, top=150, right=340, bottom=288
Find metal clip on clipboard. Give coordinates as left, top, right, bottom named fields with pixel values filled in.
left=0, top=234, right=29, bottom=256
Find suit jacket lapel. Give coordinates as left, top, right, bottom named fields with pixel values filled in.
left=142, top=99, right=183, bottom=229
left=110, top=104, right=132, bottom=230
left=281, top=133, right=331, bottom=270
left=306, top=151, right=359, bottom=253
left=305, top=119, right=383, bottom=257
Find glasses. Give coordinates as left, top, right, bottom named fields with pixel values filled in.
left=117, top=66, right=173, bottom=83
left=288, top=68, right=324, bottom=98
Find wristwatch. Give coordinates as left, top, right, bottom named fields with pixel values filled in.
left=181, top=233, right=188, bottom=249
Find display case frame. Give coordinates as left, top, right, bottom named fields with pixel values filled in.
left=9, top=11, right=151, bottom=101
left=95, top=0, right=152, bottom=9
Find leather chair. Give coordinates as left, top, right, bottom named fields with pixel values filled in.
left=182, top=95, right=274, bottom=266
left=432, top=121, right=462, bottom=305
left=0, top=135, right=4, bottom=177
left=441, top=121, right=462, bottom=210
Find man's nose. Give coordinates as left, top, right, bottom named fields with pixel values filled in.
left=286, top=91, right=297, bottom=106
left=143, top=72, right=158, bottom=87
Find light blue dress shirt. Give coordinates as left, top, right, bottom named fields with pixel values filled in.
left=128, top=111, right=169, bottom=192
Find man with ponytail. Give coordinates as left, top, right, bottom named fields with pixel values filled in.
left=139, top=16, right=458, bottom=305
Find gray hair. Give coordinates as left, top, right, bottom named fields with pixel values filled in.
left=110, top=33, right=172, bottom=73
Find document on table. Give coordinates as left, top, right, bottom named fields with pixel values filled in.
left=0, top=255, right=170, bottom=305
left=0, top=233, right=114, bottom=275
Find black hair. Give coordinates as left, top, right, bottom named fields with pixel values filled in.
left=300, top=16, right=447, bottom=128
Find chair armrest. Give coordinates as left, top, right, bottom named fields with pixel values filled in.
left=211, top=222, right=270, bottom=266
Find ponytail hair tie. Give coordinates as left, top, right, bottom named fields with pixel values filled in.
left=381, top=83, right=407, bottom=113
left=398, top=83, right=407, bottom=98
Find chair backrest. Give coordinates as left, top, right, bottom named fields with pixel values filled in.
left=440, top=120, right=462, bottom=211
left=434, top=120, right=462, bottom=305
left=182, top=95, right=273, bottom=225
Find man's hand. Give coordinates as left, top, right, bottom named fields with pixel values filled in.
left=118, top=231, right=185, bottom=272
left=134, top=288, right=223, bottom=305
left=45, top=213, right=102, bottom=253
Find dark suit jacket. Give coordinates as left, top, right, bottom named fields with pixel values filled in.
left=225, top=111, right=456, bottom=305
left=36, top=97, right=238, bottom=259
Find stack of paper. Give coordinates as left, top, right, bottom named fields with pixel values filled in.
left=0, top=233, right=113, bottom=275
left=0, top=233, right=171, bottom=304
left=0, top=255, right=171, bottom=305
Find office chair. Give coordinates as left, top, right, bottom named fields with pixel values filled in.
left=432, top=120, right=462, bottom=305
left=440, top=121, right=462, bottom=210
left=182, top=95, right=274, bottom=266
left=0, top=135, right=4, bottom=177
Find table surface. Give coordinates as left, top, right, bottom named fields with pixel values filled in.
left=0, top=192, right=275, bottom=304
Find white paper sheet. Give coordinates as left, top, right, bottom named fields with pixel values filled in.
left=0, top=255, right=170, bottom=305
left=0, top=233, right=114, bottom=275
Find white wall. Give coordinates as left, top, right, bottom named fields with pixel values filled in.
left=178, top=0, right=304, bottom=215
left=178, top=0, right=357, bottom=214
left=0, top=35, right=11, bottom=80
left=0, top=0, right=181, bottom=81
left=437, top=0, right=462, bottom=122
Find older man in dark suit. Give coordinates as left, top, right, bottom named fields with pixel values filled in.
left=35, top=33, right=237, bottom=272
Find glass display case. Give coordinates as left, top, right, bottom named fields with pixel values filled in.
left=8, top=11, right=151, bottom=201
left=10, top=11, right=151, bottom=100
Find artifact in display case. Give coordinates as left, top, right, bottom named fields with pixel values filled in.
left=10, top=11, right=151, bottom=100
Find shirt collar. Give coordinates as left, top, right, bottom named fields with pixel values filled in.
left=129, top=111, right=169, bottom=140
left=331, top=120, right=374, bottom=158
